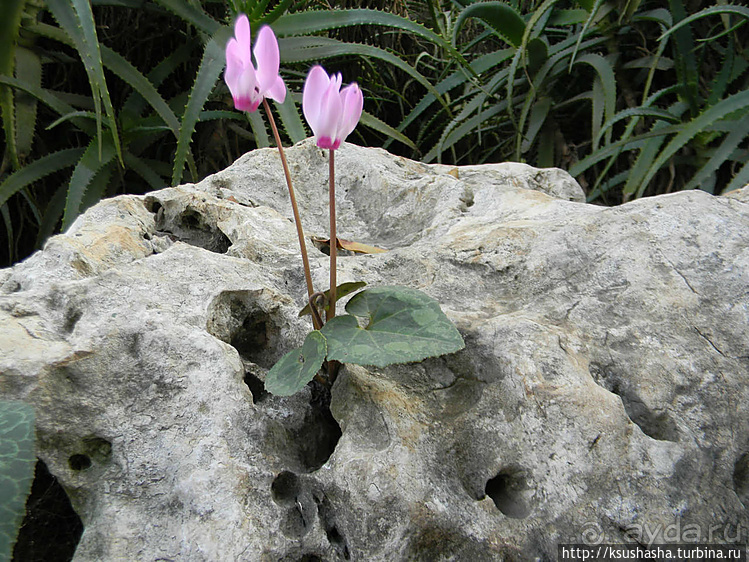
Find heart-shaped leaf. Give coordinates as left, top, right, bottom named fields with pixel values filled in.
left=320, top=286, right=464, bottom=367
left=0, top=401, right=36, bottom=561
left=265, top=331, right=327, bottom=396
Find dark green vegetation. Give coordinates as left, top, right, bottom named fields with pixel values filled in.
left=1, top=0, right=748, bottom=267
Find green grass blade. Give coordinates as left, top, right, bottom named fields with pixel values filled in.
left=171, top=26, right=232, bottom=185
left=0, top=148, right=85, bottom=209
left=62, top=138, right=117, bottom=230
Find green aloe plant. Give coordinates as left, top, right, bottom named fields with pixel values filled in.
left=0, top=0, right=456, bottom=265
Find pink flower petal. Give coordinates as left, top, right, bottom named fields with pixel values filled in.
left=302, top=66, right=330, bottom=136
left=224, top=38, right=243, bottom=95
left=265, top=75, right=287, bottom=104
left=234, top=14, right=252, bottom=51
left=315, top=79, right=343, bottom=147
left=254, top=25, right=281, bottom=95
left=338, top=83, right=363, bottom=143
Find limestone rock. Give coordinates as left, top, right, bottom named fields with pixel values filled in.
left=1, top=138, right=748, bottom=560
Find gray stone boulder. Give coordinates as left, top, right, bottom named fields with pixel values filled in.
left=1, top=138, right=747, bottom=561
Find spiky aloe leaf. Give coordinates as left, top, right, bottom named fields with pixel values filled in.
left=387, top=49, right=511, bottom=151
left=62, top=137, right=117, bottom=230
left=45, top=0, right=122, bottom=163
left=247, top=110, right=270, bottom=148
left=171, top=25, right=231, bottom=185
left=685, top=122, right=747, bottom=192
left=123, top=152, right=165, bottom=190
left=265, top=331, right=327, bottom=397
left=13, top=46, right=41, bottom=165
left=0, top=0, right=26, bottom=169
left=320, top=286, right=465, bottom=368
left=572, top=53, right=616, bottom=150
left=723, top=159, right=749, bottom=194
left=153, top=0, right=221, bottom=36
left=0, top=400, right=36, bottom=562
left=658, top=4, right=749, bottom=41
left=0, top=148, right=84, bottom=209
left=274, top=8, right=467, bottom=68
left=666, top=0, right=700, bottom=115
left=278, top=36, right=449, bottom=113
left=359, top=111, right=416, bottom=151
left=273, top=93, right=306, bottom=145
left=635, top=90, right=749, bottom=198
left=452, top=1, right=526, bottom=48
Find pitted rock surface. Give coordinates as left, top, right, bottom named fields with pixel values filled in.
left=1, top=138, right=748, bottom=560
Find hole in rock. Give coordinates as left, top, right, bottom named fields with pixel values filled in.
left=82, top=436, right=112, bottom=464
left=298, top=382, right=342, bottom=472
left=315, top=491, right=350, bottom=560
left=589, top=363, right=679, bottom=442
left=63, top=308, right=81, bottom=334
left=231, top=310, right=277, bottom=369
left=734, top=452, right=749, bottom=504
left=13, top=460, right=84, bottom=562
left=68, top=454, right=91, bottom=471
left=244, top=371, right=269, bottom=404
left=150, top=199, right=231, bottom=254
left=205, top=291, right=285, bottom=370
left=143, top=197, right=162, bottom=214
left=485, top=468, right=531, bottom=519
left=271, top=471, right=300, bottom=505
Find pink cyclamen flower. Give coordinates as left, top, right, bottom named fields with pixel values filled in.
left=225, top=15, right=286, bottom=112
left=302, top=65, right=364, bottom=150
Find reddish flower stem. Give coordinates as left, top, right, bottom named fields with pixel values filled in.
left=327, top=149, right=337, bottom=322
left=262, top=99, right=320, bottom=330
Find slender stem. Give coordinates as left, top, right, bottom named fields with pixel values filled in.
left=262, top=100, right=320, bottom=329
left=327, top=149, right=337, bottom=322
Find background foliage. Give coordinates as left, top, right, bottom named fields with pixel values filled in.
left=1, top=0, right=748, bottom=267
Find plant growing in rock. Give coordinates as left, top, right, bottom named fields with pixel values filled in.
left=221, top=33, right=465, bottom=395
